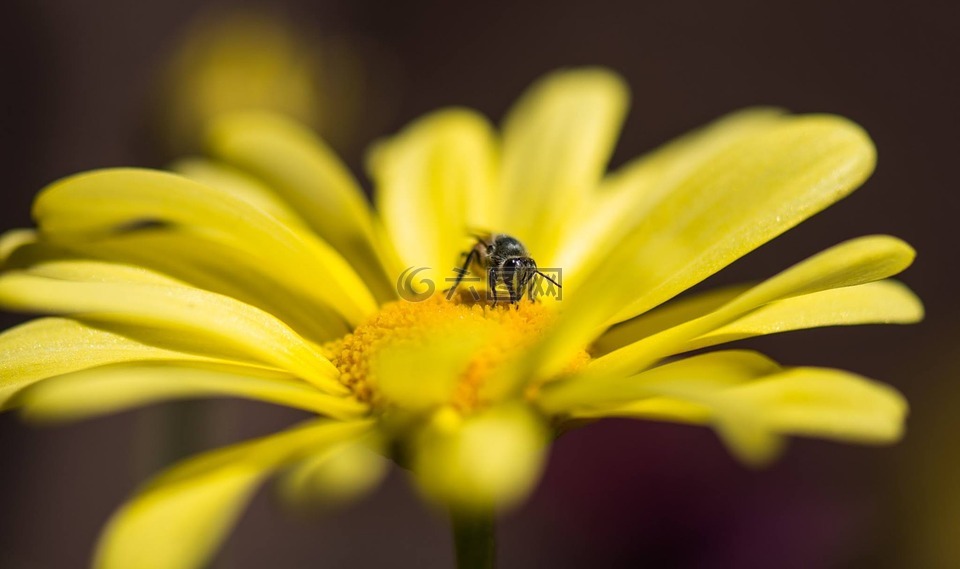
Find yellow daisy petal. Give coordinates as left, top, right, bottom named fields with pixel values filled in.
left=370, top=108, right=498, bottom=282
left=529, top=114, right=877, bottom=383
left=0, top=260, right=344, bottom=393
left=568, top=395, right=713, bottom=424
left=0, top=317, right=219, bottom=407
left=15, top=363, right=366, bottom=422
left=703, top=367, right=906, bottom=467
left=593, top=284, right=750, bottom=354
left=553, top=107, right=786, bottom=271
left=498, top=67, right=629, bottom=254
left=33, top=168, right=376, bottom=325
left=207, top=112, right=397, bottom=302
left=596, top=279, right=922, bottom=355
left=602, top=108, right=788, bottom=197
left=607, top=113, right=877, bottom=323
left=686, top=279, right=923, bottom=351
left=726, top=367, right=907, bottom=442
left=58, top=228, right=349, bottom=342
left=1, top=232, right=72, bottom=271
left=561, top=356, right=905, bottom=467
left=412, top=403, right=548, bottom=512
left=539, top=350, right=779, bottom=414
left=279, top=437, right=388, bottom=510
left=0, top=228, right=37, bottom=265
left=95, top=419, right=371, bottom=569
left=171, top=157, right=309, bottom=228
left=588, top=235, right=915, bottom=379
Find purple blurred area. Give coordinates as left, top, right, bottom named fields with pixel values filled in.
left=1, top=0, right=958, bottom=567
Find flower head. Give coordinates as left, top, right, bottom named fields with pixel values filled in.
left=0, top=68, right=921, bottom=568
left=158, top=9, right=394, bottom=156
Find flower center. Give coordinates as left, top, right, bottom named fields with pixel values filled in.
left=323, top=294, right=590, bottom=411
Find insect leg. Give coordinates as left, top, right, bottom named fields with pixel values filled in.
left=488, top=267, right=499, bottom=306
left=447, top=249, right=479, bottom=300
left=525, top=276, right=536, bottom=302
left=507, top=273, right=519, bottom=304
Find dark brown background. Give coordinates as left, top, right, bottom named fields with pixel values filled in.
left=1, top=1, right=958, bottom=567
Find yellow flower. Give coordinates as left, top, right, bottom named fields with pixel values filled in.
left=158, top=9, right=393, bottom=156
left=159, top=10, right=323, bottom=154
left=0, top=68, right=921, bottom=568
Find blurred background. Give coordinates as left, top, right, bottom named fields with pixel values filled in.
left=1, top=0, right=957, bottom=567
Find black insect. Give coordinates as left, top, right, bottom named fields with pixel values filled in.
left=449, top=232, right=561, bottom=305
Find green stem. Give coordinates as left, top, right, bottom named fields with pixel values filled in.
left=451, top=509, right=496, bottom=569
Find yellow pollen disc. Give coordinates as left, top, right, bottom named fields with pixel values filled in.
left=322, top=295, right=590, bottom=411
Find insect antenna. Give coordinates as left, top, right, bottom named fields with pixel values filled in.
left=535, top=270, right=561, bottom=288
